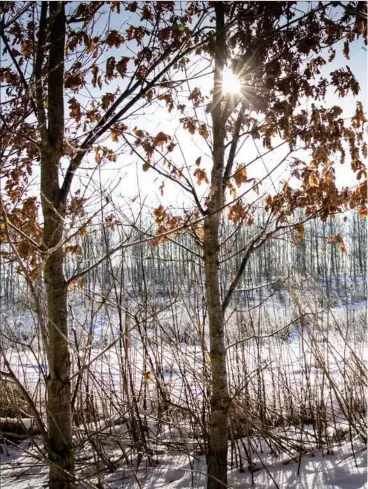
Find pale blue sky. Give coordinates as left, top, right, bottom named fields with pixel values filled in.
left=2, top=2, right=366, bottom=223
left=80, top=31, right=367, bottom=219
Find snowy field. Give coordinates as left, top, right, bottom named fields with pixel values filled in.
left=0, top=287, right=366, bottom=489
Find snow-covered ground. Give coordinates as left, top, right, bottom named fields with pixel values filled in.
left=0, top=289, right=366, bottom=489
left=1, top=435, right=366, bottom=488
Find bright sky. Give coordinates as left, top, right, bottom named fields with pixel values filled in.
left=76, top=34, right=367, bottom=223
left=2, top=3, right=367, bottom=225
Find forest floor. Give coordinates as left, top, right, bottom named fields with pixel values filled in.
left=0, top=292, right=366, bottom=488
left=1, top=434, right=366, bottom=488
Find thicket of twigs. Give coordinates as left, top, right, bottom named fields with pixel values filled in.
left=0, top=212, right=366, bottom=487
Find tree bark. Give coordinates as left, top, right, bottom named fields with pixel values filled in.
left=40, top=3, right=74, bottom=488
left=204, top=3, right=229, bottom=488
left=204, top=213, right=229, bottom=489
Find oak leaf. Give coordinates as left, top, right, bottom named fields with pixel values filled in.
left=180, top=118, right=196, bottom=135
left=142, top=161, right=150, bottom=172
left=193, top=168, right=209, bottom=185
left=102, top=92, right=115, bottom=109
left=105, top=30, right=124, bottom=48
left=106, top=57, right=116, bottom=80
left=116, top=57, right=130, bottom=77
left=308, top=172, right=319, bottom=187
left=234, top=165, right=247, bottom=187
left=154, top=131, right=170, bottom=148
left=68, top=98, right=81, bottom=122
left=65, top=72, right=84, bottom=92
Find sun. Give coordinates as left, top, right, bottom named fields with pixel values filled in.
left=222, top=68, right=242, bottom=95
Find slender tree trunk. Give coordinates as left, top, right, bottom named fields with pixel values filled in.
left=43, top=203, right=74, bottom=489
left=204, top=4, right=229, bottom=488
left=204, top=216, right=229, bottom=489
left=40, top=3, right=74, bottom=488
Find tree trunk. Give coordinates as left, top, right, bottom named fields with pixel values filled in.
left=40, top=3, right=74, bottom=488
left=43, top=203, right=74, bottom=489
left=205, top=4, right=229, bottom=488
left=204, top=213, right=229, bottom=489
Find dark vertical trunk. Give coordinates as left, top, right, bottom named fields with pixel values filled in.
left=40, top=3, right=74, bottom=488
left=204, top=4, right=229, bottom=489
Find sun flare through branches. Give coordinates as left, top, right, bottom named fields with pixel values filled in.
left=222, top=67, right=242, bottom=95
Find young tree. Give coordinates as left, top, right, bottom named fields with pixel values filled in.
left=0, top=3, right=210, bottom=488
left=131, top=2, right=366, bottom=488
